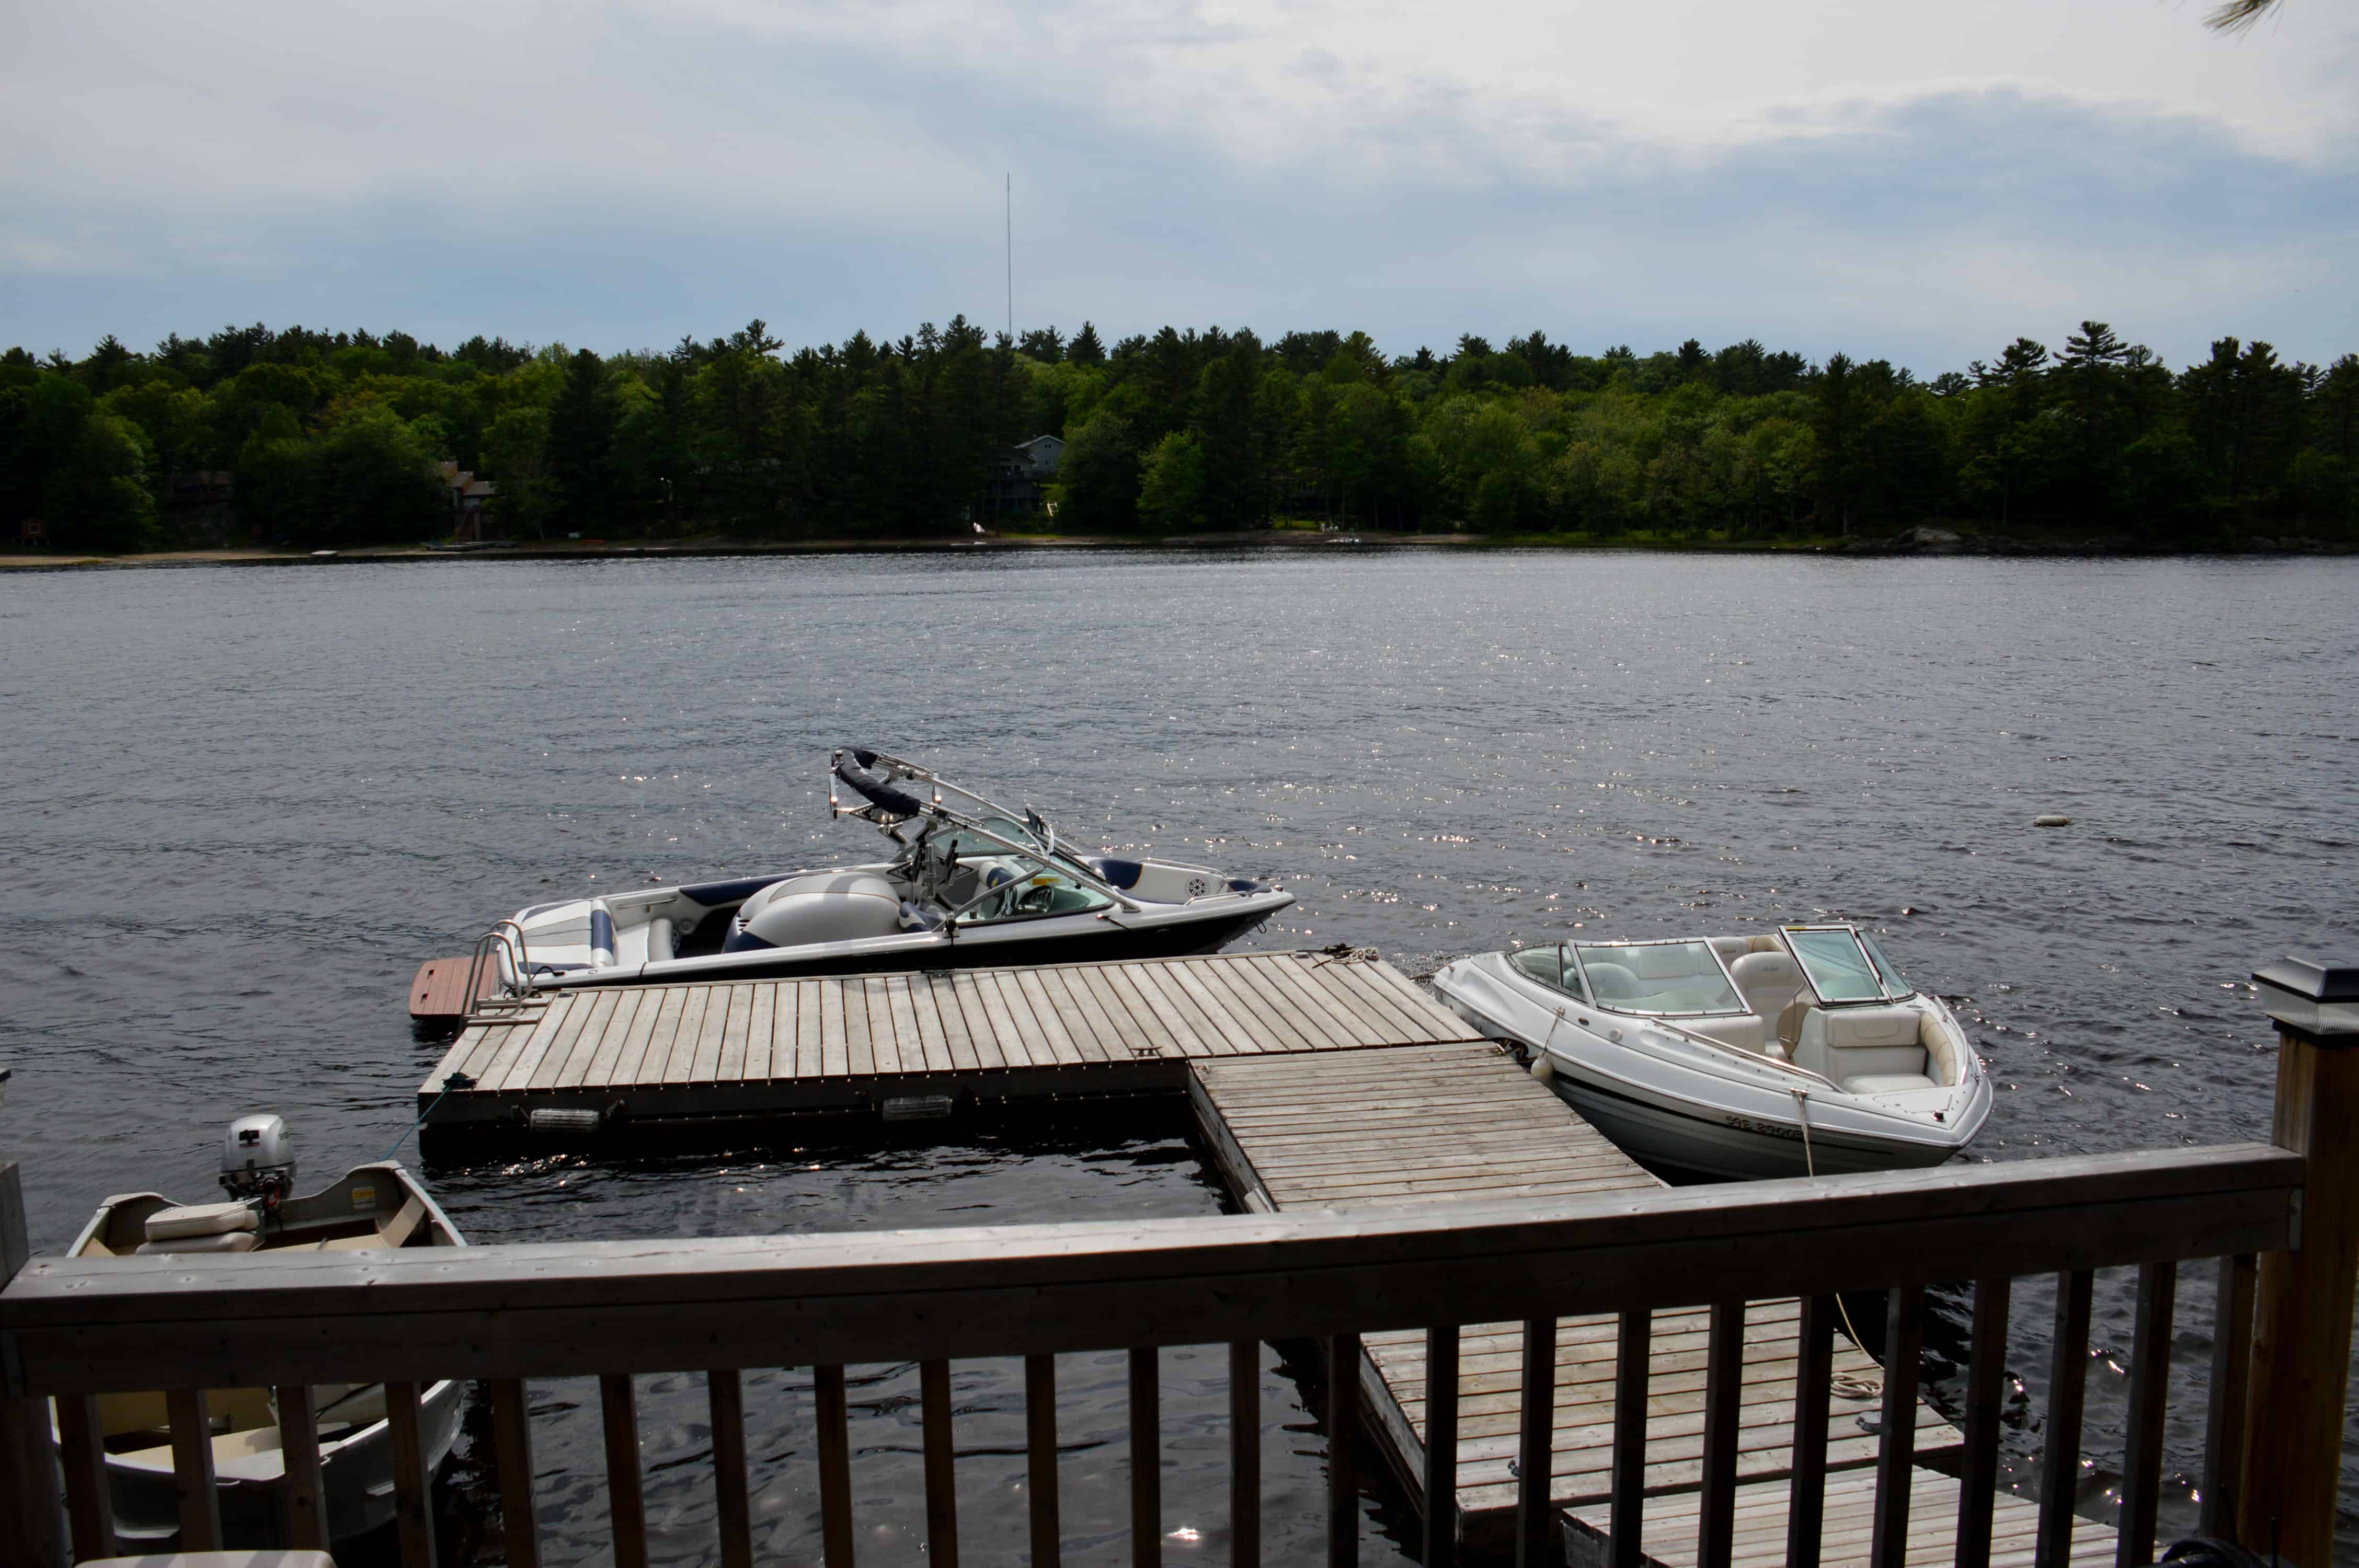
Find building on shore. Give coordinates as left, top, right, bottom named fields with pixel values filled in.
left=435, top=461, right=499, bottom=539
left=983, top=434, right=1064, bottom=518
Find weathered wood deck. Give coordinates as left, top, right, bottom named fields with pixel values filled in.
left=1186, top=1043, right=2028, bottom=1559
left=1564, top=1468, right=2118, bottom=1567
left=417, top=950, right=1480, bottom=1129
left=406, top=951, right=506, bottom=1020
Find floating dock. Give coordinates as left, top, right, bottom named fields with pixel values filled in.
left=1189, top=1043, right=2000, bottom=1556
left=417, top=950, right=1475, bottom=1131
left=415, top=950, right=2116, bottom=1561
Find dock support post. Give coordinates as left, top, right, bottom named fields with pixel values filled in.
left=0, top=1160, right=66, bottom=1568
left=2238, top=956, right=2359, bottom=1567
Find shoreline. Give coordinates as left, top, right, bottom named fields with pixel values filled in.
left=2, top=527, right=2352, bottom=571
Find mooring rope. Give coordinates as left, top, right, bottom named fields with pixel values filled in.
left=1792, top=1086, right=1886, bottom=1402
left=381, top=1071, right=476, bottom=1163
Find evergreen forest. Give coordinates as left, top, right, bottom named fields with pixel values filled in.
left=3, top=316, right=2354, bottom=551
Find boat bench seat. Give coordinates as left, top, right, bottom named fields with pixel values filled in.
left=1687, top=1014, right=1768, bottom=1054
left=1795, top=1004, right=1929, bottom=1088
left=1843, top=1071, right=1940, bottom=1094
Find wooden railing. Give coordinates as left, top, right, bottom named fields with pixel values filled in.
left=0, top=1142, right=2309, bottom=1568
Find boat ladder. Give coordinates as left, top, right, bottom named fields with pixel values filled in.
left=461, top=920, right=542, bottom=1019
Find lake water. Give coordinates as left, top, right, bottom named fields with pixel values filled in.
left=2, top=548, right=2354, bottom=1562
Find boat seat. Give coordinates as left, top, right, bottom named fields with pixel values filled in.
left=1688, top=1014, right=1768, bottom=1054
left=374, top=1196, right=427, bottom=1249
left=1795, top=1005, right=1929, bottom=1087
left=1843, top=1071, right=1940, bottom=1094
left=112, top=1423, right=289, bottom=1482
left=1727, top=951, right=1806, bottom=1026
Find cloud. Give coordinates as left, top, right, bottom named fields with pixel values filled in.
left=1, top=1, right=2353, bottom=372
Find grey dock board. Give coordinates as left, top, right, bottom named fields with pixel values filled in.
left=418, top=952, right=1482, bottom=1127
left=1185, top=1044, right=1967, bottom=1554
left=1563, top=1467, right=2117, bottom=1567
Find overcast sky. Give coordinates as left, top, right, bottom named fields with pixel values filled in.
left=4, top=1, right=2353, bottom=374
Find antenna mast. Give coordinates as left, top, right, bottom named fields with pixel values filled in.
left=1005, top=173, right=1013, bottom=344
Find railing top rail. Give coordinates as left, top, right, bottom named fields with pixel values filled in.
left=1, top=1142, right=2298, bottom=1394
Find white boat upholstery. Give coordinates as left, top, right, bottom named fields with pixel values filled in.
left=1688, top=1014, right=1768, bottom=1053
left=1727, top=951, right=1806, bottom=1025
left=144, top=1202, right=256, bottom=1242
left=1796, top=1004, right=1936, bottom=1092
left=1845, top=1072, right=1942, bottom=1094
left=134, top=1230, right=258, bottom=1255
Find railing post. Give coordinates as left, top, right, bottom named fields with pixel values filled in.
left=2239, top=956, right=2359, bottom=1566
left=0, top=1156, right=67, bottom=1568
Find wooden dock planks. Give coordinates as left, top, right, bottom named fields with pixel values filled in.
left=1562, top=1467, right=2118, bottom=1567
left=407, top=953, right=511, bottom=1020
left=418, top=951, right=1481, bottom=1128
left=1186, top=1043, right=1966, bottom=1553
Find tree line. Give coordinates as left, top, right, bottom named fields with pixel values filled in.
left=3, top=315, right=2353, bottom=550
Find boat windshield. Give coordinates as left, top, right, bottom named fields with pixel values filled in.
left=1509, top=944, right=1588, bottom=1002
left=1787, top=926, right=1916, bottom=1004
left=921, top=817, right=1106, bottom=891
left=1858, top=929, right=1918, bottom=1000
left=931, top=816, right=1043, bottom=855
left=1567, top=940, right=1747, bottom=1016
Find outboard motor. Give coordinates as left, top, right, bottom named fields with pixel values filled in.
left=219, top=1113, right=297, bottom=1203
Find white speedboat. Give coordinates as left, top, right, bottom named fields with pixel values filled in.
left=415, top=748, right=1292, bottom=1019
left=57, top=1116, right=467, bottom=1546
left=1432, top=925, right=1990, bottom=1179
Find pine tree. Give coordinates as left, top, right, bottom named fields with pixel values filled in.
left=547, top=349, right=619, bottom=528
left=2057, top=321, right=2129, bottom=512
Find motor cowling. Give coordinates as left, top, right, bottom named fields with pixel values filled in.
left=220, top=1113, right=296, bottom=1202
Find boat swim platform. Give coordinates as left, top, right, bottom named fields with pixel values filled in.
left=408, top=951, right=509, bottom=1021
left=1183, top=1043, right=2071, bottom=1561
left=416, top=949, right=1480, bottom=1134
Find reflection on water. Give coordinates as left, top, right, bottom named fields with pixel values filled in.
left=3, top=549, right=2355, bottom=1559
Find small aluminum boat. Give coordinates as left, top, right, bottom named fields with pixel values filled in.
left=418, top=748, right=1292, bottom=1018
left=56, top=1115, right=466, bottom=1546
left=1432, top=924, right=1991, bottom=1179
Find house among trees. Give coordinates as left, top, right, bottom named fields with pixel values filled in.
left=166, top=471, right=234, bottom=506
left=434, top=460, right=498, bottom=539
left=984, top=434, right=1064, bottom=518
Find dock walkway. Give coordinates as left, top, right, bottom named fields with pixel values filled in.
left=418, top=949, right=1474, bottom=1129
left=1189, top=1043, right=1981, bottom=1556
